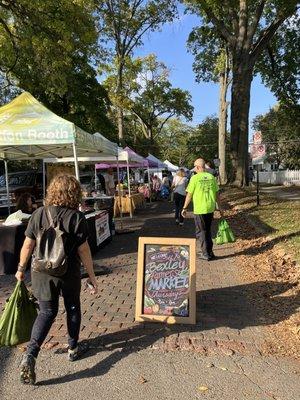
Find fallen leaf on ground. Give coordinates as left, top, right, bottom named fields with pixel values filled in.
left=198, top=386, right=209, bottom=392
left=139, top=376, right=148, bottom=384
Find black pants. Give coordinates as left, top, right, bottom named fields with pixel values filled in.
left=26, top=289, right=81, bottom=358
left=194, top=213, right=214, bottom=256
left=174, top=193, right=185, bottom=223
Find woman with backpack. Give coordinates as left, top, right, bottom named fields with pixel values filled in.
left=15, top=174, right=98, bottom=385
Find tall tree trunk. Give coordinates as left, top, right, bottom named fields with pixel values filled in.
left=116, top=61, right=124, bottom=142
left=230, top=58, right=253, bottom=186
left=218, top=71, right=228, bottom=185
left=147, top=126, right=153, bottom=142
left=117, top=107, right=124, bottom=142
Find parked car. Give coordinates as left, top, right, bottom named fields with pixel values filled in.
left=0, top=171, right=43, bottom=207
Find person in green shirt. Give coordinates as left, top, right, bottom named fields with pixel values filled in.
left=181, top=158, right=221, bottom=261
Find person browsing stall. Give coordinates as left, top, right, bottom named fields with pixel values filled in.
left=16, top=193, right=38, bottom=214
left=104, top=168, right=115, bottom=196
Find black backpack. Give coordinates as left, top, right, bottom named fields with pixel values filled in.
left=31, top=207, right=69, bottom=276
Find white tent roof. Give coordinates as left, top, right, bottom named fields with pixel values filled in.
left=0, top=92, right=118, bottom=160
left=163, top=160, right=179, bottom=172
left=146, top=153, right=167, bottom=169
left=44, top=146, right=145, bottom=165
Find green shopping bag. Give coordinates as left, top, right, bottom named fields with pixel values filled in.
left=0, top=281, right=38, bottom=347
left=215, top=219, right=235, bottom=245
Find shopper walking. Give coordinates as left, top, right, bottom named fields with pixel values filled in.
left=15, top=174, right=98, bottom=385
left=171, top=168, right=188, bottom=226
left=181, top=158, right=220, bottom=260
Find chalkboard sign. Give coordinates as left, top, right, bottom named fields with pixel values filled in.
left=135, top=237, right=196, bottom=324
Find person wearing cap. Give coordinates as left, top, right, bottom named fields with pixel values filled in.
left=181, top=158, right=221, bottom=261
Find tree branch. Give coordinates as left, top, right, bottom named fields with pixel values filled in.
left=0, top=16, right=19, bottom=74
left=250, top=16, right=286, bottom=61
left=237, top=0, right=248, bottom=50
left=246, top=0, right=266, bottom=45
left=125, top=17, right=160, bottom=56
left=200, top=2, right=235, bottom=47
left=155, top=113, right=176, bottom=137
left=131, top=108, right=150, bottom=138
left=105, top=0, right=122, bottom=55
left=122, top=0, right=143, bottom=52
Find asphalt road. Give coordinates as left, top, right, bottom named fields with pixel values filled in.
left=1, top=346, right=300, bottom=400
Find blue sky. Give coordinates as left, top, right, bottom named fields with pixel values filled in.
left=135, top=10, right=277, bottom=134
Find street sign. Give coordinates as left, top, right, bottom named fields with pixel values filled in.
left=253, top=131, right=262, bottom=144
left=250, top=130, right=266, bottom=165
left=250, top=144, right=266, bottom=165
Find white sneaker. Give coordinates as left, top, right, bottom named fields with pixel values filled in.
left=175, top=219, right=179, bottom=224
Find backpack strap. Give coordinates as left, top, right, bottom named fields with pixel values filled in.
left=45, top=207, right=55, bottom=227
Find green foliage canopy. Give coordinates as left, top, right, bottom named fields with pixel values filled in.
left=252, top=104, right=300, bottom=169
left=0, top=0, right=115, bottom=138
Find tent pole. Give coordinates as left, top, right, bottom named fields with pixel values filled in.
left=42, top=160, right=46, bottom=199
left=94, top=164, right=97, bottom=191
left=72, top=143, right=80, bottom=181
left=116, top=155, right=123, bottom=229
left=4, top=159, right=10, bottom=215
left=147, top=165, right=151, bottom=203
left=126, top=159, right=132, bottom=218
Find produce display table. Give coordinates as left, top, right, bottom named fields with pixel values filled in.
left=114, top=193, right=145, bottom=217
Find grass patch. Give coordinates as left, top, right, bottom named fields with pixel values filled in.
left=223, top=186, right=300, bottom=263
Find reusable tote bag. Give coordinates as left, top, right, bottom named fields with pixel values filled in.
left=215, top=219, right=235, bottom=245
left=0, top=281, right=38, bottom=347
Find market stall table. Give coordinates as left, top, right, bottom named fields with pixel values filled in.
left=85, top=210, right=111, bottom=254
left=114, top=193, right=145, bottom=217
left=0, top=208, right=113, bottom=275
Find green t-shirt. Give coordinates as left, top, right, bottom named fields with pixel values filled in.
left=186, top=172, right=219, bottom=214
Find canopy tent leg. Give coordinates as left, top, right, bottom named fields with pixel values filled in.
left=116, top=155, right=124, bottom=229
left=4, top=160, right=10, bottom=215
left=94, top=165, right=97, bottom=191
left=126, top=159, right=133, bottom=218
left=147, top=166, right=151, bottom=203
left=42, top=160, right=46, bottom=199
left=72, top=142, right=80, bottom=181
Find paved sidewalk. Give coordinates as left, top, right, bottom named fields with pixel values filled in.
left=260, top=185, right=300, bottom=201
left=1, top=201, right=300, bottom=399
left=0, top=201, right=276, bottom=354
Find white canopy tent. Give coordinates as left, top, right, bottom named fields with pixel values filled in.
left=45, top=146, right=151, bottom=199
left=146, top=154, right=167, bottom=169
left=0, top=92, right=118, bottom=212
left=163, top=160, right=179, bottom=172
left=146, top=153, right=168, bottom=179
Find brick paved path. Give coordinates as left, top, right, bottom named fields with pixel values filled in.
left=0, top=201, right=272, bottom=356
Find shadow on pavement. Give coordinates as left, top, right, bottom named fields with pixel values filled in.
left=0, top=347, right=13, bottom=386
left=37, top=279, right=299, bottom=386
left=196, top=280, right=299, bottom=330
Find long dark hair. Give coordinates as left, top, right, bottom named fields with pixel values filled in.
left=16, top=192, right=32, bottom=212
